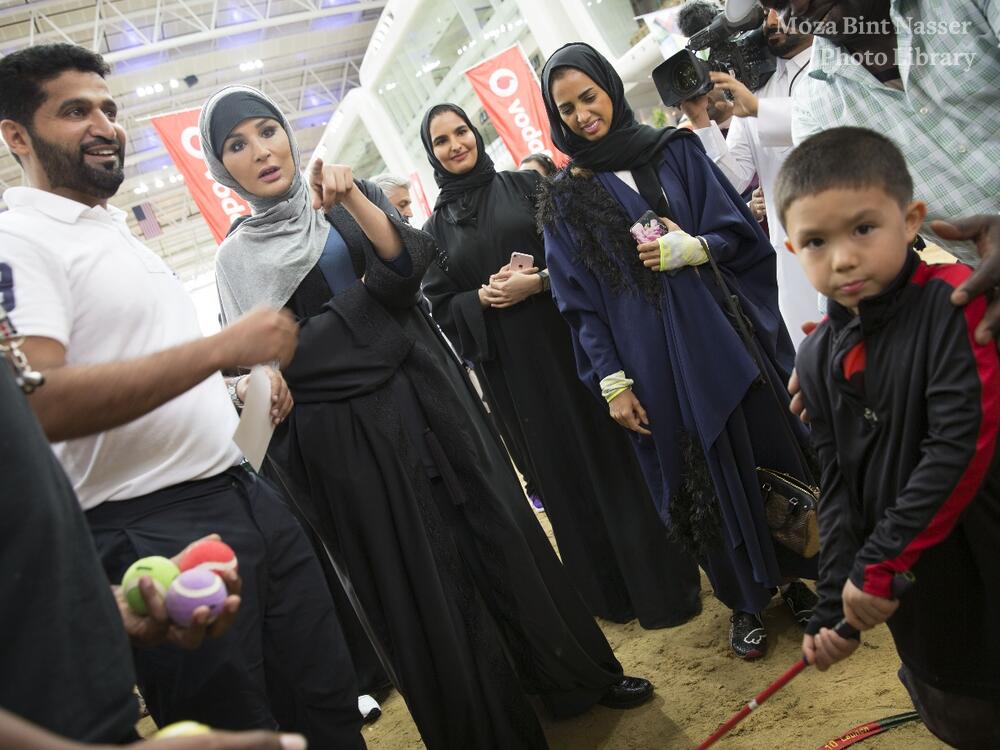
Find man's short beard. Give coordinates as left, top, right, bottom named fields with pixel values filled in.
left=767, top=33, right=811, bottom=56
left=30, top=128, right=125, bottom=200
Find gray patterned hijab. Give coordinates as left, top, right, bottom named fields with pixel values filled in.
left=200, top=85, right=329, bottom=322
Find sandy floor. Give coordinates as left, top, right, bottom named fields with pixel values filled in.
left=360, top=514, right=947, bottom=750
left=137, top=515, right=946, bottom=749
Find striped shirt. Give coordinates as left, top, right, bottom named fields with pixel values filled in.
left=791, top=0, right=1000, bottom=263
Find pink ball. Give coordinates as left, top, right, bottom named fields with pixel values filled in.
left=177, top=539, right=238, bottom=576
left=165, top=569, right=227, bottom=626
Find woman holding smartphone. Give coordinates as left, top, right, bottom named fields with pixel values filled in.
left=421, top=103, right=701, bottom=630
left=537, top=44, right=818, bottom=659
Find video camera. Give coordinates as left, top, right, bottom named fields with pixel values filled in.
left=652, top=4, right=777, bottom=107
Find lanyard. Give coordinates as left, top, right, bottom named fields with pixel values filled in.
left=787, top=65, right=806, bottom=96
left=0, top=305, right=44, bottom=393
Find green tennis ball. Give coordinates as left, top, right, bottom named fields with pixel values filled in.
left=154, top=721, right=212, bottom=738
left=121, top=556, right=180, bottom=615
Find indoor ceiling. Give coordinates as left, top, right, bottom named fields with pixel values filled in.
left=0, top=0, right=386, bottom=282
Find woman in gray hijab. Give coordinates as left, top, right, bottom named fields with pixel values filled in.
left=202, top=86, right=653, bottom=750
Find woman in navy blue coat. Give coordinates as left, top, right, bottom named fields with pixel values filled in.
left=538, top=42, right=818, bottom=658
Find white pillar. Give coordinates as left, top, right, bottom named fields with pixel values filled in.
left=513, top=0, right=593, bottom=58
left=556, top=0, right=616, bottom=59
left=451, top=0, right=482, bottom=37
left=359, top=89, right=439, bottom=205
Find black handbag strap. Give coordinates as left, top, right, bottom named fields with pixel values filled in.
left=697, top=237, right=815, bottom=483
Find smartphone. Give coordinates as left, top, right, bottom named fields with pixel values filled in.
left=629, top=210, right=670, bottom=244
left=509, top=251, right=535, bottom=272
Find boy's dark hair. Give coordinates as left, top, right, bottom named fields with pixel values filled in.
left=774, top=127, right=914, bottom=227
left=520, top=152, right=557, bottom=176
left=0, top=44, right=110, bottom=128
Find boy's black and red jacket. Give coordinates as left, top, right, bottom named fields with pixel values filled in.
left=796, top=250, right=1000, bottom=698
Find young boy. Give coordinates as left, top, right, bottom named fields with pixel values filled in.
left=775, top=127, right=1000, bottom=749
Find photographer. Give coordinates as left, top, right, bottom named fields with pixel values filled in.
left=680, top=6, right=817, bottom=345
left=675, top=3, right=739, bottom=139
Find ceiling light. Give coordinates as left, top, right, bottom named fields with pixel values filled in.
left=136, top=87, right=145, bottom=97
left=169, top=79, right=179, bottom=89
left=154, top=178, right=164, bottom=188
left=153, top=83, right=164, bottom=93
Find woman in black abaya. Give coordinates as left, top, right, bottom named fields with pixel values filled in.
left=201, top=86, right=652, bottom=750
left=421, top=104, right=702, bottom=629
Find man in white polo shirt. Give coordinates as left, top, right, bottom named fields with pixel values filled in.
left=0, top=43, right=364, bottom=749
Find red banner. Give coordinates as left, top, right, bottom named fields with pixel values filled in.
left=408, top=171, right=431, bottom=223
left=150, top=108, right=250, bottom=244
left=464, top=45, right=567, bottom=168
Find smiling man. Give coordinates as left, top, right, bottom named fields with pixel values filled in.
left=725, top=0, right=999, bottom=265
left=0, top=43, right=364, bottom=749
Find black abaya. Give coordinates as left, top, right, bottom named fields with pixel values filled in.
left=266, top=182, right=624, bottom=749
left=423, top=169, right=701, bottom=628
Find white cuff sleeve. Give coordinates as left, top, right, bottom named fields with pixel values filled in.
left=693, top=122, right=729, bottom=162
left=757, top=97, right=795, bottom=148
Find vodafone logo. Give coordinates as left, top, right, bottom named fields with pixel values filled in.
left=483, top=63, right=553, bottom=159
left=488, top=68, right=519, bottom=98
left=178, top=125, right=246, bottom=219
left=180, top=125, right=203, bottom=160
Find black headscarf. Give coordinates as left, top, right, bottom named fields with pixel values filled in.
left=420, top=104, right=496, bottom=215
left=540, top=42, right=691, bottom=216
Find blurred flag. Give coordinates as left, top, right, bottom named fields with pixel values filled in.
left=132, top=201, right=163, bottom=240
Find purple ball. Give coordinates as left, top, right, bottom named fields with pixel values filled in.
left=165, top=569, right=227, bottom=626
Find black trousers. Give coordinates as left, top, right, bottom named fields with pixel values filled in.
left=86, top=466, right=365, bottom=749
left=899, top=665, right=1000, bottom=749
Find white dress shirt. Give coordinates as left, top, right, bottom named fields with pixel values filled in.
left=0, top=187, right=242, bottom=509
left=693, top=46, right=818, bottom=347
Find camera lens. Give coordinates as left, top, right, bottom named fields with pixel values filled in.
left=672, top=61, right=701, bottom=95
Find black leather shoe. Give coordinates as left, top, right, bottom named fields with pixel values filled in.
left=598, top=676, right=654, bottom=709
left=730, top=611, right=767, bottom=660
left=782, top=581, right=819, bottom=628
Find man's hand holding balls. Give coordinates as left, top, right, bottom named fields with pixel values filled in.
left=115, top=534, right=242, bottom=649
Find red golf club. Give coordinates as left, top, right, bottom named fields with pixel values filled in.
left=692, top=619, right=858, bottom=750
